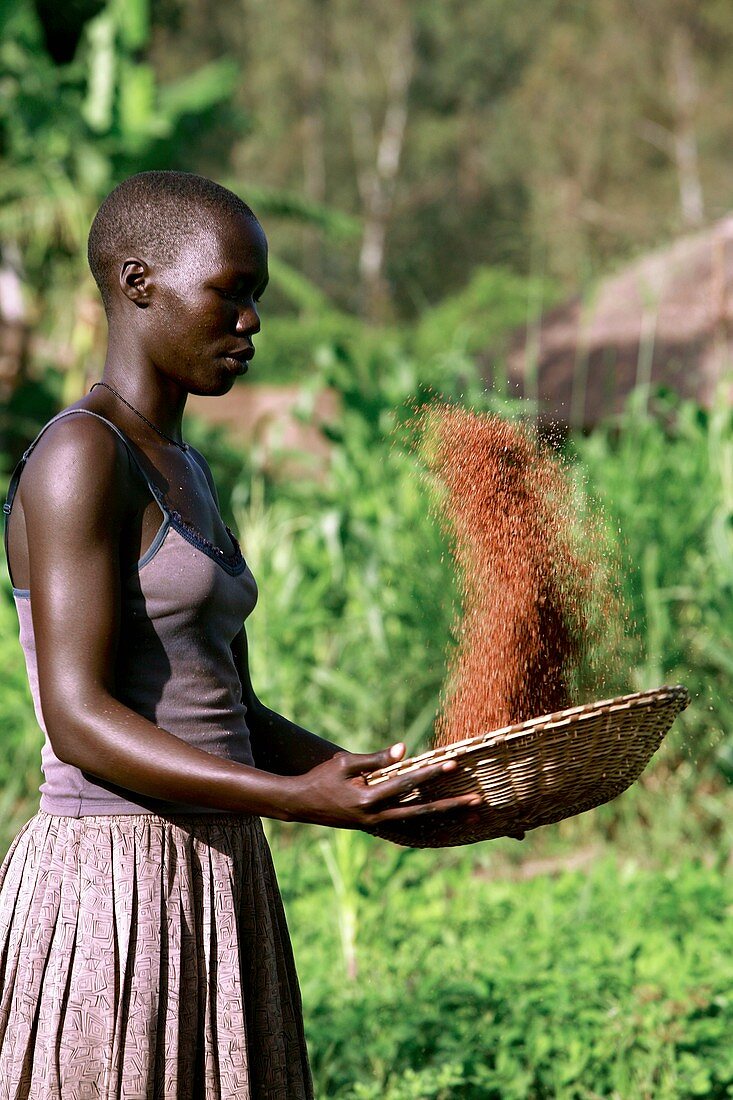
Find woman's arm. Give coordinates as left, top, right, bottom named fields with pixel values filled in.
left=22, top=416, right=477, bottom=829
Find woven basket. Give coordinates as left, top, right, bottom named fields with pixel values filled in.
left=366, top=685, right=690, bottom=848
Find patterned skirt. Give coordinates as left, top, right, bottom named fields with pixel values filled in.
left=0, top=811, right=312, bottom=1100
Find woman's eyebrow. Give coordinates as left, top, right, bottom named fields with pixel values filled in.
left=218, top=268, right=269, bottom=288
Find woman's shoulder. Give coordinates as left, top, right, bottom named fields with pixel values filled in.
left=19, top=406, right=138, bottom=517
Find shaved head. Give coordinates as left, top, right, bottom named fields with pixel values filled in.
left=87, top=171, right=259, bottom=310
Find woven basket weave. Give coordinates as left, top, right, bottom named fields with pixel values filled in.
left=366, top=685, right=690, bottom=848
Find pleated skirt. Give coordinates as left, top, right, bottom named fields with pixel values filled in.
left=0, top=811, right=312, bottom=1100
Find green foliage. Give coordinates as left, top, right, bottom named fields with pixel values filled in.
left=573, top=390, right=733, bottom=766
left=412, top=266, right=557, bottom=365
left=237, top=356, right=457, bottom=753
left=0, top=369, right=62, bottom=472
left=255, top=266, right=544, bottom=388
left=271, top=836, right=733, bottom=1099
left=0, top=574, right=44, bottom=852
left=254, top=311, right=393, bottom=385
left=6, top=0, right=733, bottom=333
left=0, top=0, right=240, bottom=269
left=221, top=185, right=361, bottom=242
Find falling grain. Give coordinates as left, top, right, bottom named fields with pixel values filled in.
left=418, top=405, right=614, bottom=747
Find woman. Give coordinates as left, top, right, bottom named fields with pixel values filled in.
left=0, top=172, right=477, bottom=1098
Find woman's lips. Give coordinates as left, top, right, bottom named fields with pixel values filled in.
left=222, top=346, right=255, bottom=372
left=227, top=345, right=254, bottom=360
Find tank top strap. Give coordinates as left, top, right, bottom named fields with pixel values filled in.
left=3, top=409, right=167, bottom=569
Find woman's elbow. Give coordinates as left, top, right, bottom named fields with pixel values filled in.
left=38, top=684, right=108, bottom=770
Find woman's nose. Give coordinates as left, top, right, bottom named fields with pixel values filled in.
left=236, top=303, right=260, bottom=335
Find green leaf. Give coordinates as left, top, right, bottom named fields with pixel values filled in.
left=114, top=0, right=148, bottom=52
left=81, top=11, right=115, bottom=133
left=266, top=255, right=334, bottom=314
left=221, top=180, right=361, bottom=239
left=118, top=60, right=159, bottom=144
left=158, top=58, right=239, bottom=119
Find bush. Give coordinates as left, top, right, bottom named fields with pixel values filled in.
left=573, top=390, right=733, bottom=768
left=270, top=834, right=733, bottom=1100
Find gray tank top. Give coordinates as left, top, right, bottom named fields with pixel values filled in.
left=3, top=409, right=258, bottom=816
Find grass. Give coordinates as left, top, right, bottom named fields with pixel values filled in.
left=268, top=825, right=733, bottom=1099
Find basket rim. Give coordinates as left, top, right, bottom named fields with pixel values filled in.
left=367, top=683, right=689, bottom=785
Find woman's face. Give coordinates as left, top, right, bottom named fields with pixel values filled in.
left=140, top=211, right=269, bottom=397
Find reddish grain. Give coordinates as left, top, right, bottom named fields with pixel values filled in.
left=420, top=406, right=608, bottom=746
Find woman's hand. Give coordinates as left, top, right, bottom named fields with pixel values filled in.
left=280, top=742, right=481, bottom=829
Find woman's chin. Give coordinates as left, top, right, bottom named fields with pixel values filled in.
left=187, top=368, right=244, bottom=398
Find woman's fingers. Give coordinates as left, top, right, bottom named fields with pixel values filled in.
left=373, top=792, right=481, bottom=822
left=339, top=743, right=406, bottom=776
left=366, top=757, right=458, bottom=805
left=340, top=744, right=457, bottom=797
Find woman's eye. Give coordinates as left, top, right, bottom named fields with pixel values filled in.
left=217, top=287, right=263, bottom=305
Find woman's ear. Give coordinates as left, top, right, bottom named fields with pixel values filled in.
left=119, top=258, right=151, bottom=308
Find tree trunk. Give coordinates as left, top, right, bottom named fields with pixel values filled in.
left=0, top=244, right=28, bottom=405
left=301, top=0, right=328, bottom=281
left=340, top=12, right=414, bottom=321
left=668, top=25, right=704, bottom=228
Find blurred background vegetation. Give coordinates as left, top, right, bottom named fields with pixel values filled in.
left=2, top=0, right=733, bottom=1095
